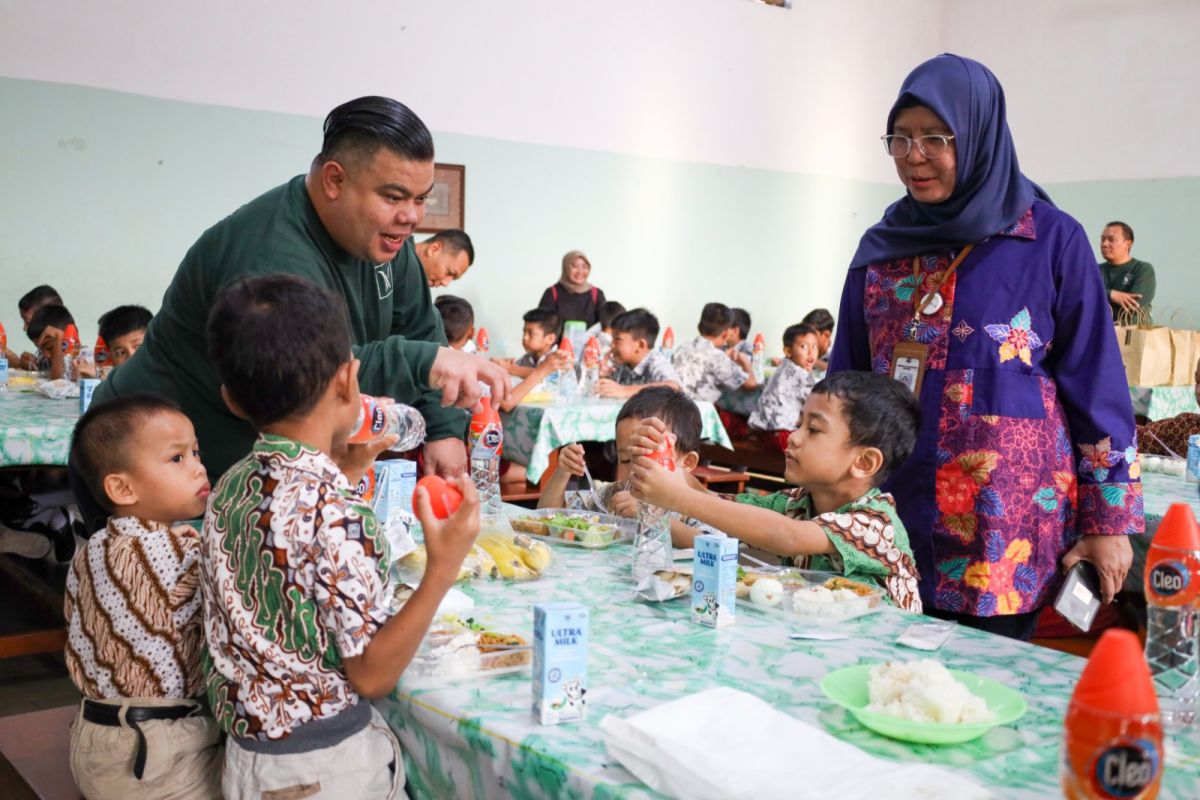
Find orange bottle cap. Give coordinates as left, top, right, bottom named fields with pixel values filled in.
left=1070, top=629, right=1159, bottom=716
left=1150, top=503, right=1200, bottom=552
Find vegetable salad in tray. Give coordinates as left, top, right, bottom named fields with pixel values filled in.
left=509, top=509, right=633, bottom=549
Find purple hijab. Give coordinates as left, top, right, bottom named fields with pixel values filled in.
left=850, top=54, right=1051, bottom=269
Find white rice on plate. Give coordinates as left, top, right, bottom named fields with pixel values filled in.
left=866, top=659, right=995, bottom=724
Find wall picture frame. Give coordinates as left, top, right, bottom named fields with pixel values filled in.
left=417, top=163, right=465, bottom=232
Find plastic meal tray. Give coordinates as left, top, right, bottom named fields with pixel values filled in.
left=508, top=508, right=633, bottom=549
left=738, top=568, right=885, bottom=623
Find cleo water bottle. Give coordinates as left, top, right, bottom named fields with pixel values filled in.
left=1062, top=629, right=1163, bottom=799
left=751, top=332, right=765, bottom=383
left=348, top=395, right=427, bottom=450
left=661, top=326, right=675, bottom=359
left=633, top=440, right=675, bottom=582
left=476, top=327, right=490, bottom=358
left=1143, top=502, right=1200, bottom=729
left=556, top=338, right=579, bottom=401
left=469, top=385, right=503, bottom=523
left=581, top=336, right=601, bottom=396
left=94, top=336, right=113, bottom=379
left=62, top=324, right=81, bottom=382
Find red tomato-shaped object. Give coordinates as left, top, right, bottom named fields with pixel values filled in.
left=414, top=475, right=463, bottom=519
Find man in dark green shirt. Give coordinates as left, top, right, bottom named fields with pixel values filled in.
left=1099, top=220, right=1156, bottom=320
left=92, top=96, right=508, bottom=485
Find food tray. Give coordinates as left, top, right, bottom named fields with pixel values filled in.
left=508, top=508, right=633, bottom=549
left=400, top=619, right=532, bottom=687
left=737, top=568, right=884, bottom=623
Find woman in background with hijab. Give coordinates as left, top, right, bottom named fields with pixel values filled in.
left=538, top=249, right=607, bottom=328
left=829, top=54, right=1140, bottom=640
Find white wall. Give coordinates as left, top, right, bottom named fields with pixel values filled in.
left=0, top=0, right=945, bottom=182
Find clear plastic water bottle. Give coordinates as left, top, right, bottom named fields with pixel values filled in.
left=556, top=339, right=579, bottom=401
left=581, top=336, right=601, bottom=397
left=469, top=385, right=503, bottom=523
left=661, top=326, right=675, bottom=360
left=751, top=332, right=765, bottom=384
left=633, top=441, right=675, bottom=582
left=1143, top=503, right=1200, bottom=729
left=63, top=324, right=81, bottom=382
left=348, top=395, right=427, bottom=450
left=0, top=322, right=8, bottom=392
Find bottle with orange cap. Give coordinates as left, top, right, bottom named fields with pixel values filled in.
left=475, top=327, right=489, bottom=358
left=62, top=324, right=82, bottom=382
left=94, top=336, right=113, bottom=379
left=751, top=332, right=766, bottom=383
left=1062, top=628, right=1163, bottom=799
left=581, top=336, right=601, bottom=396
left=0, top=321, right=8, bottom=392
left=348, top=395, right=427, bottom=451
left=661, top=326, right=675, bottom=359
left=468, top=384, right=503, bottom=523
left=555, top=337, right=579, bottom=401
left=1143, top=502, right=1200, bottom=728
left=633, top=437, right=676, bottom=582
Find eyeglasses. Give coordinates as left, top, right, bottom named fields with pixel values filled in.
left=881, top=134, right=955, bottom=159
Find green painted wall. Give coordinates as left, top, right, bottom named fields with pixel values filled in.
left=1, top=76, right=1196, bottom=367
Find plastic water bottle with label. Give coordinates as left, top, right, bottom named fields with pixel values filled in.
left=348, top=395, right=427, bottom=451
left=475, top=327, right=489, bottom=358
left=94, top=336, right=113, bottom=379
left=1186, top=434, right=1200, bottom=484
left=632, top=440, right=675, bottom=582
left=1143, top=502, right=1200, bottom=729
left=469, top=385, right=504, bottom=523
left=751, top=333, right=765, bottom=384
left=661, top=326, right=675, bottom=360
left=556, top=339, right=579, bottom=401
left=581, top=336, right=601, bottom=396
left=62, top=324, right=81, bottom=382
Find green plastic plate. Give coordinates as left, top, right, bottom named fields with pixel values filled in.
left=819, top=664, right=1028, bottom=745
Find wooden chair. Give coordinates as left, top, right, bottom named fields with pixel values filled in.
left=691, top=465, right=751, bottom=494
left=500, top=451, right=560, bottom=506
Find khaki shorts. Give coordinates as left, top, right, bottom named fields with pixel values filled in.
left=69, top=698, right=222, bottom=800
left=223, top=706, right=404, bottom=800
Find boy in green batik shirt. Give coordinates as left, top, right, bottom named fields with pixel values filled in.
left=628, top=371, right=923, bottom=613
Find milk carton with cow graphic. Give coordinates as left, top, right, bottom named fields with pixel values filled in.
left=692, top=533, right=738, bottom=629
left=533, top=602, right=589, bottom=725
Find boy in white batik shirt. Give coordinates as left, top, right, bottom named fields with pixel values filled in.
left=596, top=308, right=680, bottom=399
left=750, top=323, right=821, bottom=450
left=672, top=302, right=758, bottom=403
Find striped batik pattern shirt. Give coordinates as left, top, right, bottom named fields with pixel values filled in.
left=64, top=516, right=205, bottom=699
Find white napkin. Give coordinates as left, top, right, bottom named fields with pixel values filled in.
left=600, top=686, right=991, bottom=800
left=34, top=378, right=78, bottom=399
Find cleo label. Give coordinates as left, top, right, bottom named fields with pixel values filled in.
left=1090, top=737, right=1160, bottom=798
left=1145, top=555, right=1197, bottom=605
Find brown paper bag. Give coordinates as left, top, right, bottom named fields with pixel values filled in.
left=1169, top=328, right=1197, bottom=386
left=1115, top=309, right=1173, bottom=387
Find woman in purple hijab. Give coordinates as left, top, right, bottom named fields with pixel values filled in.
left=829, top=54, right=1140, bottom=640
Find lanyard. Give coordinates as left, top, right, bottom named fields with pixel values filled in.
left=911, top=243, right=975, bottom=321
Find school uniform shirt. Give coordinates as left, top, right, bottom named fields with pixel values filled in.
left=612, top=348, right=679, bottom=386
left=200, top=434, right=390, bottom=741
left=93, top=175, right=462, bottom=483
left=64, top=517, right=205, bottom=700
left=672, top=337, right=748, bottom=402
left=515, top=351, right=552, bottom=369
left=733, top=487, right=922, bottom=612
left=831, top=202, right=1143, bottom=617
left=748, top=359, right=816, bottom=431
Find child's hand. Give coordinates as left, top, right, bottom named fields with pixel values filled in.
left=629, top=453, right=689, bottom=511
left=74, top=358, right=96, bottom=378
left=556, top=443, right=586, bottom=477
left=732, top=351, right=752, bottom=370
left=625, top=417, right=672, bottom=459
left=595, top=378, right=623, bottom=398
left=332, top=433, right=401, bottom=487
left=534, top=351, right=570, bottom=378
left=415, top=475, right=480, bottom=585
left=769, top=356, right=782, bottom=367
left=609, top=490, right=639, bottom=518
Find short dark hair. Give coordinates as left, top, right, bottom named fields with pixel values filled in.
left=811, top=372, right=919, bottom=485
left=27, top=304, right=75, bottom=342
left=424, top=229, right=475, bottom=265
left=598, top=301, right=627, bottom=329
left=801, top=308, right=835, bottom=333
left=1105, top=221, right=1134, bottom=243
left=730, top=308, right=751, bottom=340
left=208, top=274, right=352, bottom=427
left=617, top=386, right=702, bottom=454
left=18, top=285, right=62, bottom=314
left=72, top=394, right=183, bottom=512
left=783, top=322, right=819, bottom=349
left=698, top=302, right=734, bottom=337
left=435, top=295, right=474, bottom=343
left=610, top=308, right=660, bottom=346
left=318, top=96, right=435, bottom=173
left=522, top=308, right=560, bottom=340
left=98, top=305, right=153, bottom=343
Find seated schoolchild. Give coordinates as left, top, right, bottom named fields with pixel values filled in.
left=801, top=307, right=835, bottom=371
left=728, top=307, right=753, bottom=357
left=672, top=302, right=757, bottom=402
left=630, top=371, right=922, bottom=611
left=99, top=304, right=153, bottom=366
left=494, top=308, right=560, bottom=379
left=595, top=308, right=679, bottom=399
left=201, top=274, right=481, bottom=799
left=540, top=386, right=714, bottom=544
left=66, top=395, right=222, bottom=798
left=749, top=323, right=821, bottom=452
left=12, top=284, right=62, bottom=368
left=27, top=302, right=76, bottom=379
left=434, top=294, right=476, bottom=351
left=587, top=300, right=627, bottom=355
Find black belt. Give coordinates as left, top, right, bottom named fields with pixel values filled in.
left=82, top=699, right=198, bottom=780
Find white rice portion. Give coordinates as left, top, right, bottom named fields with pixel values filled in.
left=865, top=660, right=995, bottom=724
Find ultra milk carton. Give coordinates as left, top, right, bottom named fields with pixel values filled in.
left=692, top=533, right=738, bottom=628
left=533, top=602, right=588, bottom=725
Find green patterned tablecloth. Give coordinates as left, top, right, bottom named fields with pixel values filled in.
left=501, top=398, right=732, bottom=483
left=381, top=512, right=1200, bottom=799
left=1130, top=385, right=1200, bottom=421
left=1127, top=472, right=1200, bottom=593
left=0, top=389, right=79, bottom=467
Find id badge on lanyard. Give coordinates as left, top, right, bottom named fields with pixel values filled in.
left=889, top=244, right=974, bottom=397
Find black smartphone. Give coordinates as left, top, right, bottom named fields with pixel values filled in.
left=1053, top=561, right=1102, bottom=633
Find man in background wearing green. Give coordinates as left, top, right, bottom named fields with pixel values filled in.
left=1099, top=221, right=1156, bottom=320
